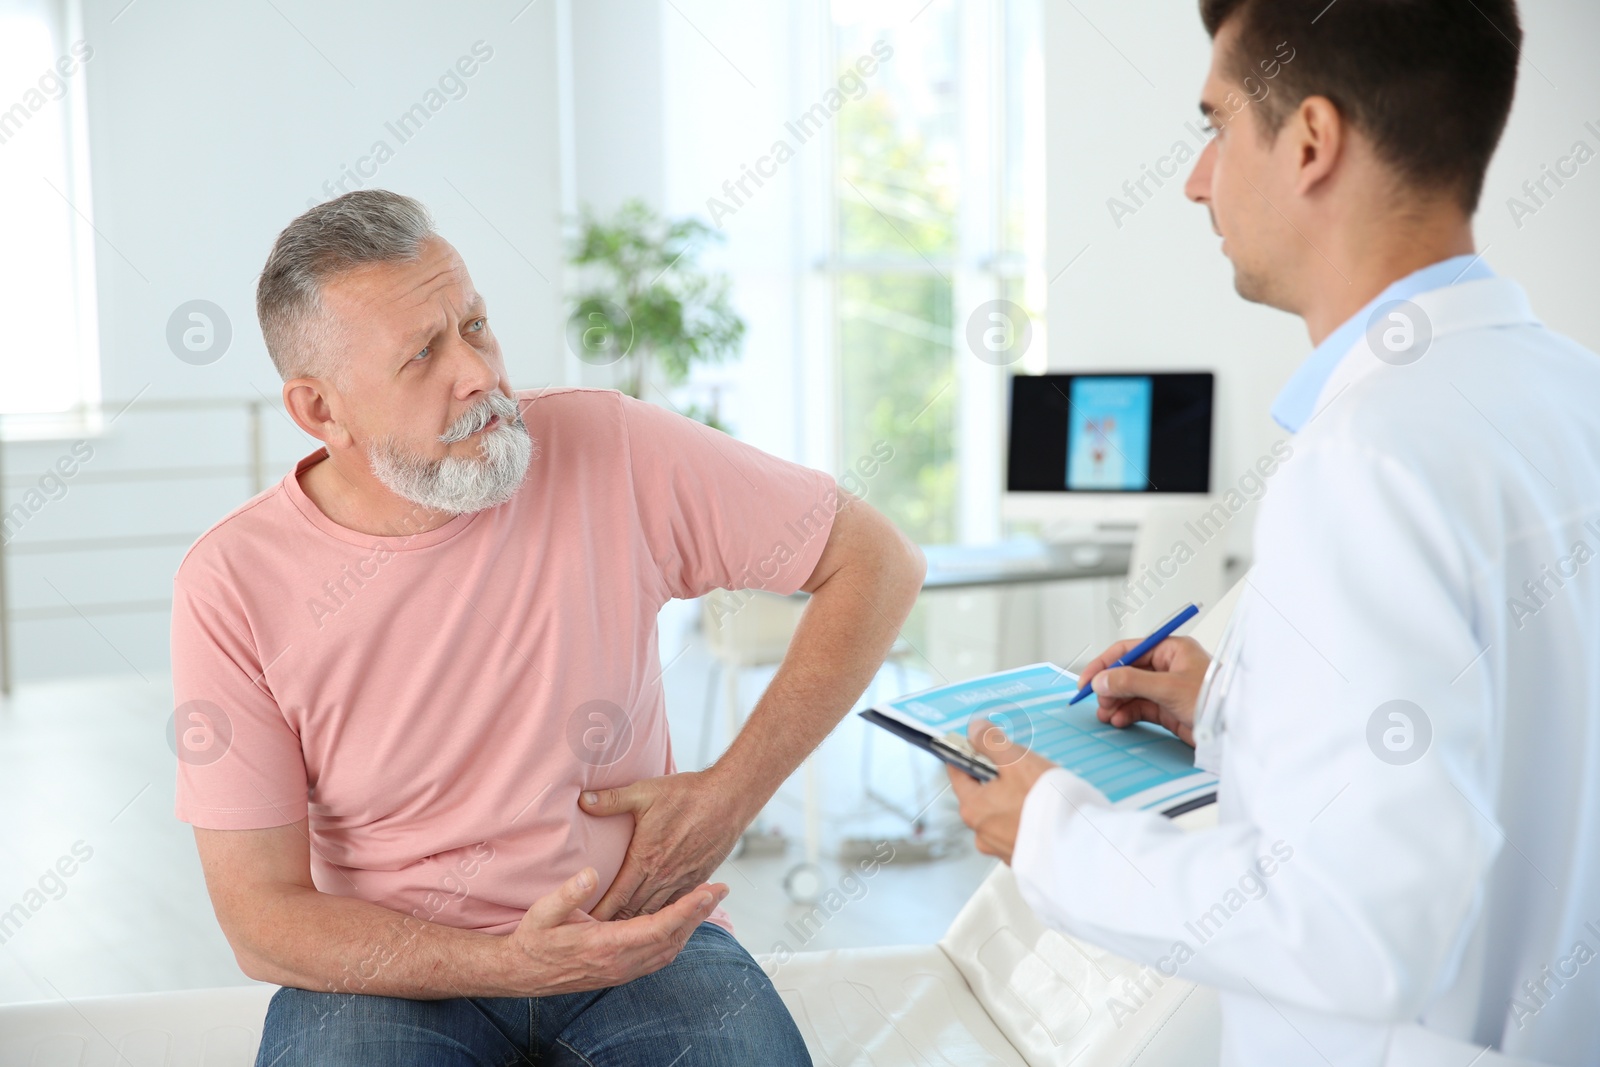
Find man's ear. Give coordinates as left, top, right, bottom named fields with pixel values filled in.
left=284, top=378, right=351, bottom=450
left=1288, top=94, right=1346, bottom=198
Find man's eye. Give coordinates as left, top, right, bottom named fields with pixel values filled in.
left=469, top=317, right=486, bottom=332
left=411, top=347, right=430, bottom=362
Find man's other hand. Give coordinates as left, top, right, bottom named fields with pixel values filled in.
left=947, top=718, right=1057, bottom=865
left=579, top=769, right=744, bottom=921
left=503, top=866, right=728, bottom=995
left=1078, top=635, right=1211, bottom=747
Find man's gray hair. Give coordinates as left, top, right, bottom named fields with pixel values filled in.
left=256, top=189, right=437, bottom=383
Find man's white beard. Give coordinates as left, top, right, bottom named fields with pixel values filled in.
left=367, top=391, right=535, bottom=515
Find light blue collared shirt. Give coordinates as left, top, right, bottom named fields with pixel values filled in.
left=1270, top=253, right=1495, bottom=432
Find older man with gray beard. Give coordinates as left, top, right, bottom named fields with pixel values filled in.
left=170, top=189, right=924, bottom=1066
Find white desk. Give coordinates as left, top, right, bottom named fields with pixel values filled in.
left=920, top=538, right=1131, bottom=591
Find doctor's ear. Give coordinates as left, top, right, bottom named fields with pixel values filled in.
left=1285, top=95, right=1346, bottom=197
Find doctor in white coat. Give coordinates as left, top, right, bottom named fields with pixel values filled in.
left=949, top=1, right=1600, bottom=1065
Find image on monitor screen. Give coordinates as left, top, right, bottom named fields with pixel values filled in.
left=1066, top=376, right=1153, bottom=490
left=1006, top=371, right=1213, bottom=495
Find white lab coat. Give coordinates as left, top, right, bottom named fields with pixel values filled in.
left=1012, top=276, right=1600, bottom=1066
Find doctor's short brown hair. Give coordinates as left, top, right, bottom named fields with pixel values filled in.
left=1199, top=0, right=1521, bottom=213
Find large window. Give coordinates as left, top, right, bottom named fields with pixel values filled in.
left=827, top=0, right=1043, bottom=544
left=0, top=0, right=100, bottom=418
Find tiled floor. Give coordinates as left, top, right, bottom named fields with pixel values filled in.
left=0, top=608, right=996, bottom=1005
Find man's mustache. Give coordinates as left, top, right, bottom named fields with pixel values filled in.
left=439, top=392, right=522, bottom=444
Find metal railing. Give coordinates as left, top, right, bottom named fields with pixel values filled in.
left=0, top=396, right=287, bottom=696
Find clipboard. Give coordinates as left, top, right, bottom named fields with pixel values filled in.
left=859, top=704, right=1218, bottom=818
left=859, top=709, right=998, bottom=782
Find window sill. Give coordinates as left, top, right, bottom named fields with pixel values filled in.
left=0, top=409, right=107, bottom=444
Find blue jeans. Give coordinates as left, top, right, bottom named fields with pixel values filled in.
left=254, top=923, right=810, bottom=1066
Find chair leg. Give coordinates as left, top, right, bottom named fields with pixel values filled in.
left=891, top=657, right=938, bottom=827
left=723, top=666, right=741, bottom=751
left=803, top=755, right=821, bottom=868
left=698, top=660, right=721, bottom=770
left=861, top=656, right=931, bottom=825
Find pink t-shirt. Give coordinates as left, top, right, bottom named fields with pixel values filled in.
left=171, top=388, right=837, bottom=935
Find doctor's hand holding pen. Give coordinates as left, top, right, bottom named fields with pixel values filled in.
left=1077, top=636, right=1212, bottom=748
left=948, top=628, right=1216, bottom=865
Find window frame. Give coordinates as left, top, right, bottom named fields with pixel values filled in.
left=0, top=0, right=102, bottom=436
left=811, top=0, right=1043, bottom=546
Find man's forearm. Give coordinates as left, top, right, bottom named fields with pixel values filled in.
left=228, top=882, right=517, bottom=999
left=709, top=510, right=924, bottom=817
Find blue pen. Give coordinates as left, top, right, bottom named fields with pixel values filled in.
left=1068, top=602, right=1202, bottom=705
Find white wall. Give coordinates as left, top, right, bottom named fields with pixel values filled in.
left=558, top=0, right=812, bottom=454
left=568, top=0, right=665, bottom=216
left=90, top=0, right=567, bottom=403
left=9, top=0, right=1598, bottom=684
left=1476, top=1, right=1600, bottom=337
left=1042, top=0, right=1600, bottom=572
left=660, top=0, right=819, bottom=464
left=4, top=0, right=566, bottom=681
left=1043, top=0, right=1314, bottom=573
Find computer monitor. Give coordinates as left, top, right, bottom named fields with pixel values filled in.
left=1004, top=371, right=1215, bottom=529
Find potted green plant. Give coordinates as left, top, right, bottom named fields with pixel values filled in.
left=566, top=199, right=745, bottom=431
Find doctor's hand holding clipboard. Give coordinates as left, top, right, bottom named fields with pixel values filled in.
left=945, top=605, right=1213, bottom=864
